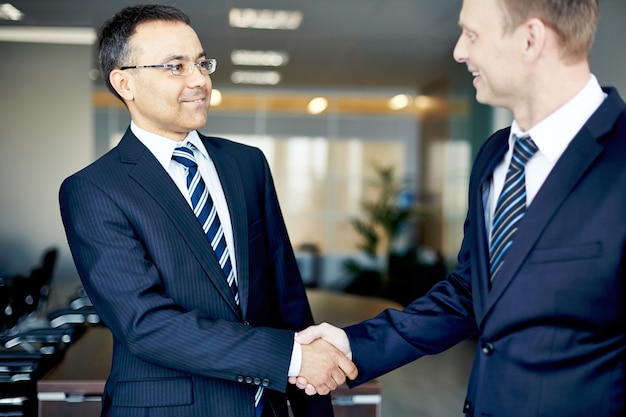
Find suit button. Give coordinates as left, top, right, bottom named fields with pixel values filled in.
left=245, top=376, right=253, bottom=384
left=262, top=378, right=270, bottom=387
left=481, top=342, right=494, bottom=355
left=237, top=375, right=244, bottom=383
left=254, top=378, right=261, bottom=386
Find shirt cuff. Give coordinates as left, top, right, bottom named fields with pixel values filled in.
left=288, top=339, right=302, bottom=377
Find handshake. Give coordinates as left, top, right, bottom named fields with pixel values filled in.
left=289, top=323, right=358, bottom=396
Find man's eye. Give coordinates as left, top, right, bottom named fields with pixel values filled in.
left=171, top=63, right=184, bottom=72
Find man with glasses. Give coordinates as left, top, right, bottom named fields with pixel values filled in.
left=59, top=4, right=355, bottom=417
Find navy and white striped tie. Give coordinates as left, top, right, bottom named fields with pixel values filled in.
left=172, top=143, right=238, bottom=303
left=489, top=135, right=538, bottom=282
left=172, top=143, right=264, bottom=414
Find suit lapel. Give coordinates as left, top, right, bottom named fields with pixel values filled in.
left=472, top=129, right=509, bottom=321
left=118, top=130, right=242, bottom=317
left=202, top=136, right=251, bottom=319
left=483, top=89, right=623, bottom=317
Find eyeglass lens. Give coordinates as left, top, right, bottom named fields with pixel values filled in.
left=172, top=59, right=216, bottom=76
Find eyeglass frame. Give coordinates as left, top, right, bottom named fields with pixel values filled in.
left=120, top=58, right=217, bottom=76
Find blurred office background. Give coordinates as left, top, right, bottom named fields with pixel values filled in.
left=0, top=0, right=625, bottom=416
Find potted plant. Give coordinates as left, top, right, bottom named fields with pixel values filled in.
left=343, top=163, right=443, bottom=304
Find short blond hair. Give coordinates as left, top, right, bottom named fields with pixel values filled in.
left=498, top=0, right=599, bottom=61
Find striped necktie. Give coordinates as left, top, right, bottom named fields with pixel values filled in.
left=489, top=135, right=538, bottom=282
left=172, top=143, right=264, bottom=414
left=172, top=143, right=239, bottom=304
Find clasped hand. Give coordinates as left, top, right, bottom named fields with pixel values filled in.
left=289, top=322, right=357, bottom=395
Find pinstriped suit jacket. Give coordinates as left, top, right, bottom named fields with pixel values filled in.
left=344, top=87, right=626, bottom=416
left=59, top=128, right=333, bottom=417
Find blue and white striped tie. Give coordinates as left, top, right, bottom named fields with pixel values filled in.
left=489, top=135, right=538, bottom=282
left=172, top=143, right=264, bottom=414
left=172, top=143, right=239, bottom=303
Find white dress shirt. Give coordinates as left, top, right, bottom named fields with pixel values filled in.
left=485, top=75, right=607, bottom=239
left=131, top=122, right=238, bottom=285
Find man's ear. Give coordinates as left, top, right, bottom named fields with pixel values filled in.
left=109, top=69, right=134, bottom=101
left=523, top=17, right=547, bottom=61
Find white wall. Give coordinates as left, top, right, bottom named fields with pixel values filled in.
left=0, top=42, right=93, bottom=303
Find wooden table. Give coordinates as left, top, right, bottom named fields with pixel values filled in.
left=306, top=288, right=402, bottom=326
left=38, top=290, right=400, bottom=417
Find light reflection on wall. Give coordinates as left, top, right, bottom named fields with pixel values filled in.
left=345, top=139, right=363, bottom=214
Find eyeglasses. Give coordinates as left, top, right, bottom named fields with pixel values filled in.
left=120, top=58, right=217, bottom=76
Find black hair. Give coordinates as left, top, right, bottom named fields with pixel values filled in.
left=98, top=4, right=191, bottom=101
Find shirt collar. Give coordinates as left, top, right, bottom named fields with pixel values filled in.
left=130, top=122, right=207, bottom=169
left=510, top=74, right=606, bottom=163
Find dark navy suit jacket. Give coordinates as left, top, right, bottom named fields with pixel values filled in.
left=345, top=87, right=626, bottom=416
left=60, top=129, right=332, bottom=417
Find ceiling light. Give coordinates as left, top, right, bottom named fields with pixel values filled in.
left=388, top=94, right=411, bottom=110
left=307, top=97, right=328, bottom=115
left=231, top=50, right=289, bottom=67
left=0, top=3, right=23, bottom=21
left=229, top=8, right=303, bottom=30
left=231, top=70, right=281, bottom=85
left=0, top=26, right=96, bottom=44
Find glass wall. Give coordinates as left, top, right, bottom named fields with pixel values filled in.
left=233, top=134, right=407, bottom=254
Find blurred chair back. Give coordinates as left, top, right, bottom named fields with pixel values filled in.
left=0, top=247, right=58, bottom=333
left=27, top=247, right=58, bottom=312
